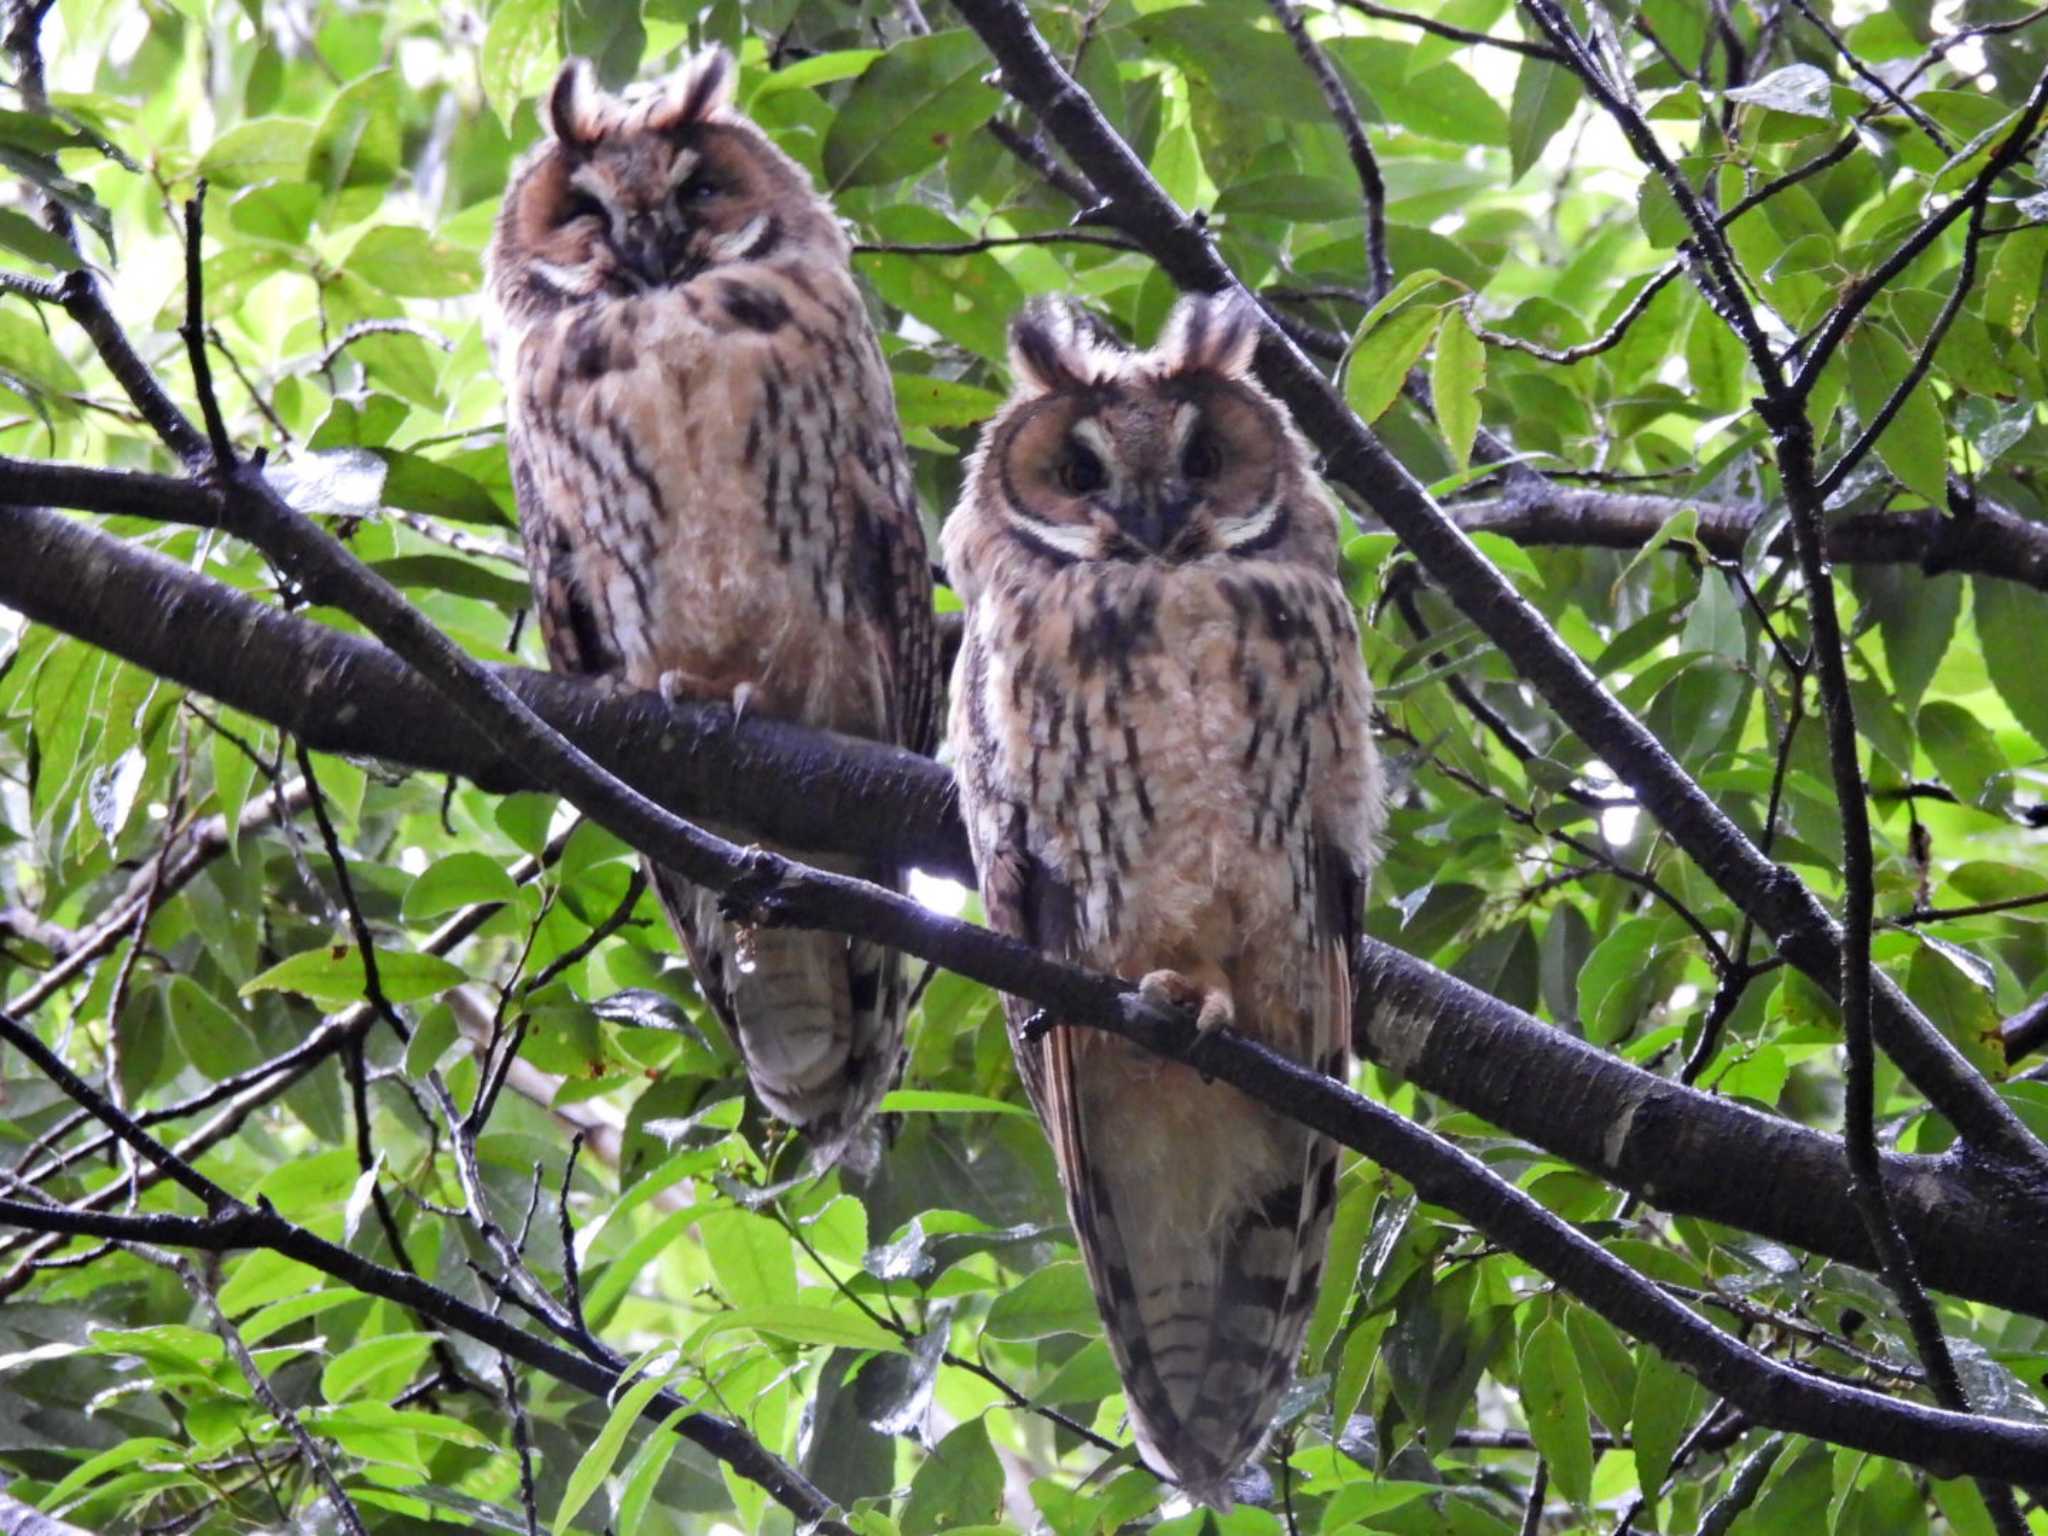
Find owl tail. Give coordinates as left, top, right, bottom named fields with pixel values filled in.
left=650, top=862, right=903, bottom=1156
left=1056, top=1053, right=1339, bottom=1507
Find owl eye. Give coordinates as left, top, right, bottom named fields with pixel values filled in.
left=1183, top=427, right=1220, bottom=481
left=676, top=175, right=722, bottom=205
left=562, top=192, right=607, bottom=227
left=1058, top=443, right=1106, bottom=497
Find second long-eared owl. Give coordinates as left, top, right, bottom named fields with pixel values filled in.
left=484, top=48, right=936, bottom=1157
left=944, top=294, right=1382, bottom=1502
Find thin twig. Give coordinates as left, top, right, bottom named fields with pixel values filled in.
left=1266, top=0, right=1392, bottom=300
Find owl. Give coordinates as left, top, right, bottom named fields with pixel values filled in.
left=944, top=294, right=1382, bottom=1502
left=483, top=49, right=936, bottom=1157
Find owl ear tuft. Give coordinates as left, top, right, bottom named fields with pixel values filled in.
left=1008, top=298, right=1129, bottom=395
left=1159, top=292, right=1260, bottom=380
left=548, top=58, right=604, bottom=150
left=652, top=46, right=738, bottom=131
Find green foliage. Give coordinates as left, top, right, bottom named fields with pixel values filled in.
left=4, top=0, right=2048, bottom=1533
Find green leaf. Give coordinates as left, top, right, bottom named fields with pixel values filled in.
left=1906, top=938, right=2005, bottom=1081
left=902, top=1418, right=1003, bottom=1536
left=0, top=207, right=79, bottom=268
left=1845, top=324, right=1951, bottom=507
left=1727, top=63, right=1838, bottom=119
left=402, top=852, right=518, bottom=922
left=984, top=1262, right=1098, bottom=1341
left=1303, top=1175, right=1376, bottom=1371
left=346, top=226, right=477, bottom=298
left=746, top=49, right=882, bottom=102
left=554, top=1365, right=672, bottom=1535
left=1853, top=564, right=1959, bottom=714
left=242, top=946, right=468, bottom=1005
left=1513, top=57, right=1582, bottom=184
left=197, top=117, right=314, bottom=186
left=1631, top=1347, right=1706, bottom=1508
left=1918, top=700, right=2009, bottom=809
left=1577, top=917, right=1667, bottom=1045
left=163, top=976, right=264, bottom=1078
left=1520, top=1317, right=1593, bottom=1508
left=1563, top=1302, right=1635, bottom=1435
left=1325, top=40, right=1508, bottom=147
left=891, top=375, right=1007, bottom=431
left=482, top=0, right=559, bottom=131
left=306, top=71, right=404, bottom=213
left=857, top=206, right=1024, bottom=362
left=1345, top=303, right=1445, bottom=424
left=823, top=31, right=1003, bottom=190
left=1974, top=578, right=2048, bottom=757
left=321, top=1333, right=437, bottom=1401
left=1431, top=307, right=1485, bottom=470
left=699, top=1209, right=798, bottom=1310
left=39, top=1438, right=187, bottom=1512
left=689, top=1304, right=906, bottom=1354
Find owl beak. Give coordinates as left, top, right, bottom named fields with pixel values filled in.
left=619, top=218, right=667, bottom=286
left=1115, top=486, right=1194, bottom=556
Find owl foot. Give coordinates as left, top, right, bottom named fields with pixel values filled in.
left=1138, top=970, right=1235, bottom=1035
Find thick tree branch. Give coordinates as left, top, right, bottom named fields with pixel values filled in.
left=5, top=505, right=2046, bottom=1318
left=9, top=987, right=2048, bottom=1482
left=950, top=0, right=2048, bottom=1182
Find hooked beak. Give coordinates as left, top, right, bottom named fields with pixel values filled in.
left=618, top=217, right=669, bottom=286
left=1113, top=485, right=1194, bottom=556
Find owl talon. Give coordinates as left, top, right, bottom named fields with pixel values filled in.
left=730, top=681, right=754, bottom=727
left=1137, top=970, right=1235, bottom=1036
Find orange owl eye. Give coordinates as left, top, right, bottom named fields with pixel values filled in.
left=1059, top=443, right=1106, bottom=496
left=1183, top=428, right=1220, bottom=480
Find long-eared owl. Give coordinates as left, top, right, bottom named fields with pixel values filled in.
left=484, top=48, right=936, bottom=1157
left=944, top=294, right=1382, bottom=1501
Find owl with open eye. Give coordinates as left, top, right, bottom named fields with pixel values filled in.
left=944, top=294, right=1382, bottom=1503
left=484, top=49, right=935, bottom=1158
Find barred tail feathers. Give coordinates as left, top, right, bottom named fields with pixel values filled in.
left=1049, top=1029, right=1340, bottom=1505
left=650, top=860, right=904, bottom=1149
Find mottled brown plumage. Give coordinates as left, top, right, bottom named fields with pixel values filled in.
left=484, top=49, right=935, bottom=1157
left=944, top=295, right=1382, bottom=1502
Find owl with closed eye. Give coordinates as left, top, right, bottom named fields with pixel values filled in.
left=484, top=49, right=935, bottom=1158
left=944, top=294, right=1382, bottom=1503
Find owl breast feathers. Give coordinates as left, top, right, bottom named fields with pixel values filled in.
left=483, top=48, right=935, bottom=1159
left=944, top=293, right=1384, bottom=1503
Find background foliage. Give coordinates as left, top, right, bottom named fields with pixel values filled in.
left=4, top=0, right=2048, bottom=1532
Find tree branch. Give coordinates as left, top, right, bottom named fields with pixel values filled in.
left=0, top=1005, right=853, bottom=1533
left=6, top=502, right=2048, bottom=1317
left=950, top=0, right=2048, bottom=1181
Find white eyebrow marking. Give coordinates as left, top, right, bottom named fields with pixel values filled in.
left=1216, top=498, right=1283, bottom=549
left=665, top=148, right=702, bottom=187
left=1168, top=402, right=1200, bottom=454
left=1070, top=417, right=1116, bottom=463
left=706, top=214, right=769, bottom=262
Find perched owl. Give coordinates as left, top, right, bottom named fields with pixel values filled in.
left=483, top=49, right=936, bottom=1157
left=944, top=295, right=1382, bottom=1502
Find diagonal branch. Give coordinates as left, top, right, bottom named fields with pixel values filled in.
left=0, top=1004, right=853, bottom=1533
left=8, top=448, right=2048, bottom=1321
left=950, top=0, right=2048, bottom=1181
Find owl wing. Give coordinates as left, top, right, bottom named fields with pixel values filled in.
left=847, top=338, right=939, bottom=761
left=1032, top=862, right=1356, bottom=1504
left=507, top=439, right=623, bottom=679
left=976, top=798, right=1080, bottom=1118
